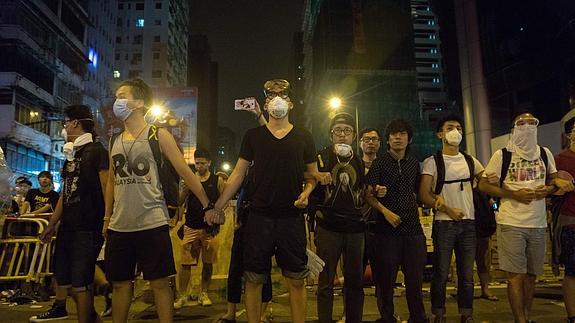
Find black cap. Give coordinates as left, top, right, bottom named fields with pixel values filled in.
left=329, top=112, right=356, bottom=131
left=15, top=176, right=32, bottom=186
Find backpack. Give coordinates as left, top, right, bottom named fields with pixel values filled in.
left=111, top=125, right=180, bottom=217
left=433, top=151, right=496, bottom=237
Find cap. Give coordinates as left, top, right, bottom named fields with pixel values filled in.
left=330, top=112, right=356, bottom=131
left=15, top=176, right=32, bottom=186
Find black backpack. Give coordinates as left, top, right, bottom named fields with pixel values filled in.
left=433, top=151, right=496, bottom=237
left=498, top=146, right=548, bottom=188
left=111, top=125, right=180, bottom=217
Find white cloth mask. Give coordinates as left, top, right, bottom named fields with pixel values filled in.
left=507, top=124, right=539, bottom=160
left=266, top=97, right=289, bottom=119
left=445, top=129, right=462, bottom=146
left=334, top=143, right=353, bottom=157
left=63, top=133, right=94, bottom=161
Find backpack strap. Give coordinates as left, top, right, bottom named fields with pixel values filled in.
left=500, top=148, right=512, bottom=187
left=433, top=151, right=445, bottom=195
left=147, top=125, right=163, bottom=168
left=539, top=146, right=548, bottom=170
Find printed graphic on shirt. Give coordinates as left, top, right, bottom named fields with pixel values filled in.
left=63, top=158, right=81, bottom=205
left=112, top=153, right=152, bottom=185
left=507, top=158, right=546, bottom=182
left=325, top=163, right=362, bottom=208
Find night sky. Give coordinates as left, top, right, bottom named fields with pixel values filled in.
left=190, top=0, right=304, bottom=140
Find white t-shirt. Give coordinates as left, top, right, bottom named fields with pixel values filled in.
left=422, top=153, right=484, bottom=221
left=483, top=147, right=557, bottom=228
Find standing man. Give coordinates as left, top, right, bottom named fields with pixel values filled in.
left=21, top=171, right=59, bottom=215
left=359, top=127, right=381, bottom=173
left=174, top=148, right=225, bottom=308
left=36, top=105, right=108, bottom=323
left=366, top=119, right=428, bottom=323
left=104, top=78, right=215, bottom=323
left=13, top=176, right=32, bottom=213
left=420, top=115, right=484, bottom=323
left=312, top=112, right=366, bottom=323
left=479, top=112, right=574, bottom=323
left=207, top=79, right=318, bottom=323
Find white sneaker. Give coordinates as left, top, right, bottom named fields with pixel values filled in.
left=198, top=292, right=212, bottom=306
left=336, top=316, right=346, bottom=323
left=173, top=295, right=189, bottom=309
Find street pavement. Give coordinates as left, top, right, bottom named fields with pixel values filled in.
left=0, top=281, right=569, bottom=322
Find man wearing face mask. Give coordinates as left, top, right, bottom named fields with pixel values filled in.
left=310, top=113, right=366, bottom=323
left=207, top=79, right=318, bottom=323
left=420, top=115, right=484, bottom=323
left=36, top=105, right=108, bottom=323
left=366, top=119, right=428, bottom=323
left=479, top=112, right=574, bottom=323
left=104, top=78, right=216, bottom=323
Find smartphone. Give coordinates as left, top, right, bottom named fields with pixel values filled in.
left=234, top=98, right=256, bottom=111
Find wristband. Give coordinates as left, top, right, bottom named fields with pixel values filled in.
left=202, top=202, right=215, bottom=212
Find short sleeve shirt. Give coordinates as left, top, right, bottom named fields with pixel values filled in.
left=366, top=151, right=423, bottom=236
left=421, top=153, right=484, bottom=221
left=483, top=147, right=557, bottom=228
left=555, top=149, right=575, bottom=219
left=239, top=125, right=316, bottom=217
left=25, top=189, right=59, bottom=213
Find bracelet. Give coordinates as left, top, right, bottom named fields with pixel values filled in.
left=103, top=217, right=110, bottom=221
left=202, top=202, right=215, bottom=212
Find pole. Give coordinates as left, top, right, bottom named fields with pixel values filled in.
left=355, top=104, right=360, bottom=156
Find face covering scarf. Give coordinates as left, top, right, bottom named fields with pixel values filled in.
left=506, top=124, right=539, bottom=160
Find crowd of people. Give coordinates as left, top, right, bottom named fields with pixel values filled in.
left=3, top=77, right=575, bottom=323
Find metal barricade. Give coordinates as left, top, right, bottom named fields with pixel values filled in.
left=0, top=215, right=53, bottom=284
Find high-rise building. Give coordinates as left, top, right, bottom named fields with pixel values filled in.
left=302, top=0, right=439, bottom=158
left=187, top=34, right=218, bottom=155
left=411, top=0, right=449, bottom=123
left=113, top=0, right=189, bottom=87
left=0, top=0, right=92, bottom=184
left=81, top=0, right=118, bottom=127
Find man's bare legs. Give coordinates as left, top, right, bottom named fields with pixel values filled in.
left=111, top=280, right=133, bottom=323
left=150, top=277, right=174, bottom=323
left=245, top=281, right=263, bottom=323
left=285, top=277, right=306, bottom=323
left=201, top=263, right=213, bottom=292
left=507, top=273, right=530, bottom=323
left=178, top=265, right=192, bottom=297
left=523, top=274, right=536, bottom=321
left=72, top=287, right=99, bottom=323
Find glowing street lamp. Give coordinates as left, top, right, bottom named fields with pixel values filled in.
left=329, top=97, right=342, bottom=109
left=221, top=162, right=231, bottom=172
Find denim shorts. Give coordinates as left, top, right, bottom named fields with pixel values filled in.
left=497, top=224, right=545, bottom=275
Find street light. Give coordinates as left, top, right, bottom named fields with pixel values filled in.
left=328, top=96, right=360, bottom=155
left=221, top=162, right=231, bottom=172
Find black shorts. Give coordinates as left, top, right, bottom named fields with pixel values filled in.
left=243, top=212, right=308, bottom=283
left=105, top=225, right=176, bottom=282
left=54, top=230, right=103, bottom=288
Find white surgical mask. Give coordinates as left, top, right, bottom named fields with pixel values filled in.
left=334, top=143, right=353, bottom=157
left=60, top=128, right=68, bottom=142
left=113, top=99, right=132, bottom=121
left=507, top=124, right=539, bottom=160
left=266, top=97, right=289, bottom=119
left=445, top=129, right=462, bottom=146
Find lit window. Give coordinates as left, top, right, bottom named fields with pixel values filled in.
left=113, top=70, right=121, bottom=78
left=136, top=19, right=145, bottom=27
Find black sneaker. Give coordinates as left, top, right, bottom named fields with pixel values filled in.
left=29, top=303, right=68, bottom=322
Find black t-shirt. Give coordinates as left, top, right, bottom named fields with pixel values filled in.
left=25, top=188, right=59, bottom=213
left=185, top=172, right=220, bottom=229
left=366, top=151, right=423, bottom=236
left=239, top=125, right=316, bottom=217
left=311, top=146, right=366, bottom=233
left=60, top=142, right=109, bottom=232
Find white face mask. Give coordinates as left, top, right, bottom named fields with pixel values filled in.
left=63, top=142, right=75, bottom=161
left=266, top=97, right=289, bottom=119
left=444, top=129, right=462, bottom=146
left=334, top=143, right=353, bottom=157
left=507, top=124, right=539, bottom=160
left=60, top=128, right=68, bottom=142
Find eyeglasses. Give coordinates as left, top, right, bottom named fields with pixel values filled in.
left=361, top=137, right=380, bottom=143
left=514, top=118, right=539, bottom=127
left=331, top=128, right=354, bottom=136
left=264, top=90, right=290, bottom=99
left=61, top=119, right=72, bottom=127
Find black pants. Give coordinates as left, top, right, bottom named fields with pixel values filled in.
left=370, top=233, right=427, bottom=323
left=227, top=224, right=272, bottom=304
left=315, top=225, right=365, bottom=323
